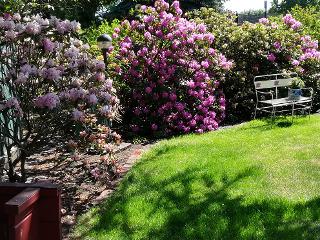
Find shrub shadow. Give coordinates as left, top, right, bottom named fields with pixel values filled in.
left=76, top=163, right=320, bottom=240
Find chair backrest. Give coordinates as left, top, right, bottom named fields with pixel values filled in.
left=254, top=73, right=297, bottom=90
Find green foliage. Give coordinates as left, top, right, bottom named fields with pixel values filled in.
left=291, top=77, right=305, bottom=88
left=291, top=5, right=320, bottom=40
left=0, top=0, right=27, bottom=13
left=239, top=9, right=265, bottom=16
left=238, top=9, right=265, bottom=23
left=74, top=116, right=320, bottom=239
left=81, top=19, right=120, bottom=56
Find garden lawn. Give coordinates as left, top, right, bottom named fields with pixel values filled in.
left=73, top=115, right=320, bottom=240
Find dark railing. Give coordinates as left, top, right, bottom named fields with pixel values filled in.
left=237, top=13, right=265, bottom=24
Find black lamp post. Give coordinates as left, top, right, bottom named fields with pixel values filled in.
left=97, top=34, right=112, bottom=65
left=96, top=34, right=113, bottom=127
left=264, top=0, right=268, bottom=18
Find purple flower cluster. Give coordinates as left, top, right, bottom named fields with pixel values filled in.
left=112, top=0, right=231, bottom=135
left=34, top=93, right=60, bottom=109
left=282, top=14, right=302, bottom=30
left=267, top=53, right=276, bottom=62
left=265, top=16, right=320, bottom=69
left=0, top=97, right=23, bottom=116
left=0, top=14, right=80, bottom=42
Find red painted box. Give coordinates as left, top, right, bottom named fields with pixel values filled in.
left=0, top=183, right=61, bottom=240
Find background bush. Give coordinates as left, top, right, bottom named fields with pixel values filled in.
left=188, top=8, right=320, bottom=123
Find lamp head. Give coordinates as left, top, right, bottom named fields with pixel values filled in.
left=97, top=34, right=112, bottom=50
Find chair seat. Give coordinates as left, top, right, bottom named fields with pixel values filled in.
left=260, top=97, right=312, bottom=106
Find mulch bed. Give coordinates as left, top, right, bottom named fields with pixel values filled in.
left=23, top=142, right=153, bottom=239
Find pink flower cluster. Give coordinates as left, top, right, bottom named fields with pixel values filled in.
left=282, top=14, right=302, bottom=30
left=259, top=18, right=269, bottom=25
left=112, top=0, right=231, bottom=135
left=299, top=35, right=320, bottom=61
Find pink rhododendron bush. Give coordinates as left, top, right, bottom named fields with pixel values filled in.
left=109, top=0, right=232, bottom=136
left=0, top=13, right=120, bottom=182
left=188, top=9, right=320, bottom=122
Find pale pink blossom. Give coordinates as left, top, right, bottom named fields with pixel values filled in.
left=72, top=109, right=85, bottom=121
left=87, top=94, right=98, bottom=105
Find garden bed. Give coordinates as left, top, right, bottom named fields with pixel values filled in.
left=22, top=142, right=152, bottom=239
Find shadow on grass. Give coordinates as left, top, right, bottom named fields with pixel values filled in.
left=238, top=115, right=315, bottom=133
left=276, top=121, right=293, bottom=128
left=76, top=161, right=320, bottom=240
left=263, top=116, right=295, bottom=128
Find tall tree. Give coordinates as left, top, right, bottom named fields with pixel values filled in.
left=1, top=0, right=228, bottom=27
left=100, top=0, right=228, bottom=21
left=270, top=0, right=320, bottom=13
left=1, top=0, right=114, bottom=27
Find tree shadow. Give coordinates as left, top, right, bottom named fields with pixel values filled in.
left=75, top=163, right=320, bottom=240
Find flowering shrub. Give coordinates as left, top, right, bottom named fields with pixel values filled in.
left=0, top=13, right=120, bottom=182
left=109, top=0, right=232, bottom=135
left=290, top=6, right=320, bottom=110
left=188, top=8, right=320, bottom=122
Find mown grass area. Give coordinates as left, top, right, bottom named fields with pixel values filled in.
left=73, top=115, right=320, bottom=240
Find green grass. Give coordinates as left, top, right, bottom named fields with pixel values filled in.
left=73, top=115, right=320, bottom=240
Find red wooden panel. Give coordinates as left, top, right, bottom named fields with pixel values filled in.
left=5, top=188, right=40, bottom=215
left=0, top=183, right=61, bottom=240
left=9, top=212, right=33, bottom=240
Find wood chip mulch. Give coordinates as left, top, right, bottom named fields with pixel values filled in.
left=23, top=142, right=153, bottom=239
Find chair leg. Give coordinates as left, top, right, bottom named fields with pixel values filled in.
left=308, top=106, right=311, bottom=120
left=254, top=105, right=258, bottom=119
left=271, top=106, right=276, bottom=125
left=309, top=101, right=312, bottom=120
left=291, top=103, right=295, bottom=123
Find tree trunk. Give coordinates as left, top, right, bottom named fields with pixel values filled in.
left=6, top=147, right=16, bottom=182
left=19, top=150, right=27, bottom=182
left=0, top=155, right=4, bottom=180
left=6, top=146, right=28, bottom=182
